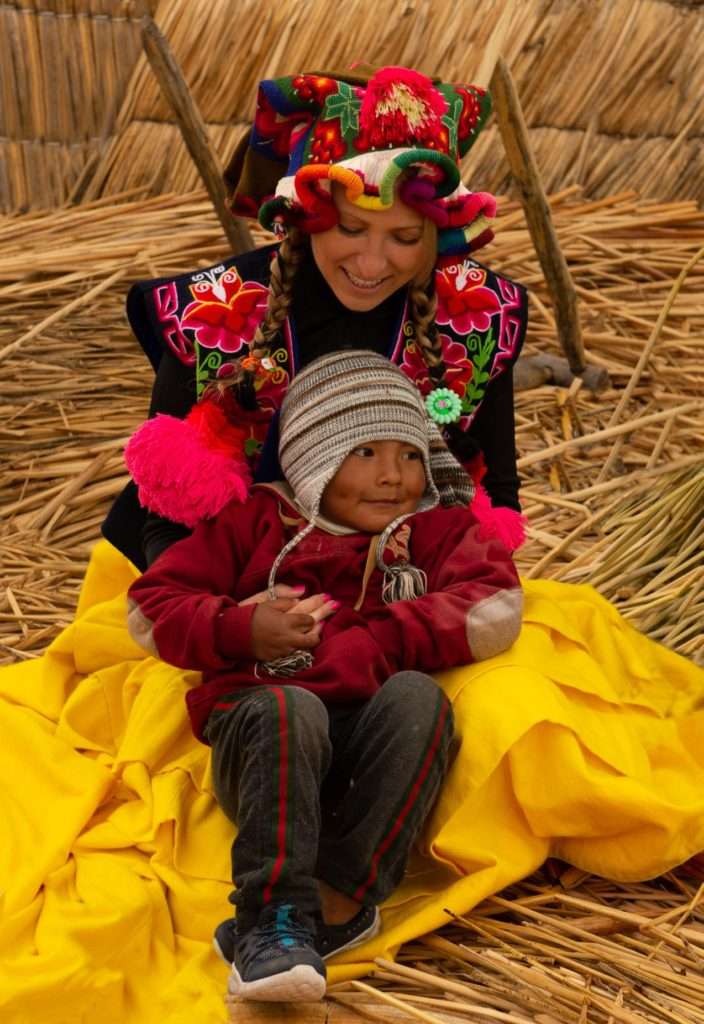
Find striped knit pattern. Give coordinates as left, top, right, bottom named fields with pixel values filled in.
left=279, top=350, right=440, bottom=522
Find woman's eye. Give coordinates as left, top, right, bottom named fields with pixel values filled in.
left=338, top=223, right=364, bottom=236
left=394, top=234, right=423, bottom=246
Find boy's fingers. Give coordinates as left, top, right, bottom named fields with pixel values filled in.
left=284, top=612, right=316, bottom=632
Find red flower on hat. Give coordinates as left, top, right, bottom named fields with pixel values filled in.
left=456, top=87, right=484, bottom=142
left=435, top=260, right=501, bottom=334
left=256, top=90, right=311, bottom=159
left=181, top=268, right=268, bottom=354
left=292, top=75, right=338, bottom=105
left=309, top=118, right=347, bottom=164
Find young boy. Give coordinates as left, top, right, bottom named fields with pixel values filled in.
left=127, top=350, right=523, bottom=1005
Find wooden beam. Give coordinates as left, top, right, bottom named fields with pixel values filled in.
left=141, top=16, right=253, bottom=255
left=490, top=57, right=586, bottom=374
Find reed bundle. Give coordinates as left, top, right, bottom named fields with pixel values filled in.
left=1, top=187, right=703, bottom=668
left=2, top=0, right=704, bottom=211
left=327, top=867, right=704, bottom=1024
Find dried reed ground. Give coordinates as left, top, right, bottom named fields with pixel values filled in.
left=1, top=190, right=703, bottom=1022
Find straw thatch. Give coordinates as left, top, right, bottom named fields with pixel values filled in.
left=1, top=187, right=703, bottom=666
left=2, top=0, right=704, bottom=212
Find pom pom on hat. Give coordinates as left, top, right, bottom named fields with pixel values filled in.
left=359, top=66, right=448, bottom=150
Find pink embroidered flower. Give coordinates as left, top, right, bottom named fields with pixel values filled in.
left=435, top=260, right=500, bottom=335
left=181, top=268, right=268, bottom=353
left=398, top=334, right=474, bottom=399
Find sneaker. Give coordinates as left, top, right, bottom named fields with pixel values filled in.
left=220, top=903, right=327, bottom=1004
left=316, top=905, right=381, bottom=960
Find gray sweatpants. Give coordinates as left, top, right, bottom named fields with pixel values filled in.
left=203, top=671, right=454, bottom=931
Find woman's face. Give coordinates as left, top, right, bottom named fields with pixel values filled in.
left=310, top=184, right=436, bottom=311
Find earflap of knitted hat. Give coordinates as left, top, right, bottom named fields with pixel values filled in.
left=226, top=66, right=494, bottom=255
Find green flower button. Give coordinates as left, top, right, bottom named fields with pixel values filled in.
left=425, top=387, right=462, bottom=424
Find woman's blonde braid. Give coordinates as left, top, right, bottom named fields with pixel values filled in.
left=230, top=227, right=307, bottom=407
left=408, top=277, right=448, bottom=387
left=409, top=276, right=479, bottom=462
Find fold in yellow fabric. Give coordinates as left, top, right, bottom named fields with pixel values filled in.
left=1, top=540, right=703, bottom=1022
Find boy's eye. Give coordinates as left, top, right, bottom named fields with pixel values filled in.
left=402, top=450, right=422, bottom=460
left=352, top=446, right=374, bottom=457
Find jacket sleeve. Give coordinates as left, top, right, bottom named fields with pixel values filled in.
left=126, top=496, right=272, bottom=670
left=366, top=507, right=523, bottom=674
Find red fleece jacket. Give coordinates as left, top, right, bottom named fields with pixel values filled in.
left=127, top=487, right=522, bottom=741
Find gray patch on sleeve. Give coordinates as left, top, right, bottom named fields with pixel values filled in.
left=465, top=587, right=523, bottom=661
left=127, top=597, right=159, bottom=658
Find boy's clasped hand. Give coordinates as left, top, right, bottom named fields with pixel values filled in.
left=244, top=591, right=340, bottom=661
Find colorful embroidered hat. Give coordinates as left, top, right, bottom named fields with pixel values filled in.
left=225, top=64, right=496, bottom=256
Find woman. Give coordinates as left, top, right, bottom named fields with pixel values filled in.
left=2, top=65, right=704, bottom=1023
left=105, top=65, right=527, bottom=569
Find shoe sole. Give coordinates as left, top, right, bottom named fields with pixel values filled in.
left=226, top=963, right=326, bottom=1004
left=322, top=906, right=382, bottom=961
left=212, top=935, right=231, bottom=966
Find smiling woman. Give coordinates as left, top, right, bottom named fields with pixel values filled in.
left=310, top=186, right=435, bottom=312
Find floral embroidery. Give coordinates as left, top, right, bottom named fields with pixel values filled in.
left=435, top=259, right=501, bottom=335
left=181, top=267, right=268, bottom=354
left=309, top=118, right=347, bottom=163
left=384, top=522, right=411, bottom=564
left=153, top=281, right=196, bottom=365
left=292, top=75, right=338, bottom=105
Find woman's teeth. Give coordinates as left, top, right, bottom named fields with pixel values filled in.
left=344, top=269, right=384, bottom=289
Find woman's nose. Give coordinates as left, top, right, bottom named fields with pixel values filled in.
left=354, top=239, right=388, bottom=279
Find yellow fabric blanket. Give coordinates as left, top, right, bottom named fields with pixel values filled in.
left=2, top=540, right=704, bottom=1023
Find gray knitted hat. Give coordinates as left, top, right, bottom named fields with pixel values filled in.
left=279, top=349, right=441, bottom=521
left=260, top=350, right=474, bottom=676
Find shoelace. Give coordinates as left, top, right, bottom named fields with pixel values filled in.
left=239, top=905, right=314, bottom=966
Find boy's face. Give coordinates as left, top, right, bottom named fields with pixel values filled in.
left=320, top=440, right=427, bottom=533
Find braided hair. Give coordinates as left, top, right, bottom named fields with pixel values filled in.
left=226, top=226, right=308, bottom=407
left=408, top=272, right=479, bottom=463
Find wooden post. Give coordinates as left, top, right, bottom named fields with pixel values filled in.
left=141, top=17, right=253, bottom=255
left=490, top=57, right=586, bottom=374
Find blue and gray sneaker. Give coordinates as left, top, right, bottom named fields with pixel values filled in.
left=215, top=903, right=326, bottom=1003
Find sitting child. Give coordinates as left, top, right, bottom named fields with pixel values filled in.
left=127, top=350, right=523, bottom=1005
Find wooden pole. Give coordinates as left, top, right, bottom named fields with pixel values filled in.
left=491, top=57, right=586, bottom=374
left=141, top=17, right=253, bottom=255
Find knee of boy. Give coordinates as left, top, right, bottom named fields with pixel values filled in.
left=382, top=671, right=454, bottom=738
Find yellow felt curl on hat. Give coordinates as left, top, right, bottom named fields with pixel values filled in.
left=295, top=163, right=394, bottom=213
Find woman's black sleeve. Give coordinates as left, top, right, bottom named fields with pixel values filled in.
left=467, top=368, right=522, bottom=511
left=139, top=347, right=199, bottom=565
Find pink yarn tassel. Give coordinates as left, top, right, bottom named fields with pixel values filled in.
left=469, top=483, right=527, bottom=552
left=125, top=413, right=251, bottom=528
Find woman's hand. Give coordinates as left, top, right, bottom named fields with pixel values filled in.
left=249, top=592, right=340, bottom=662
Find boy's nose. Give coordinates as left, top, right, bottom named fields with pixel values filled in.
left=376, top=457, right=402, bottom=485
